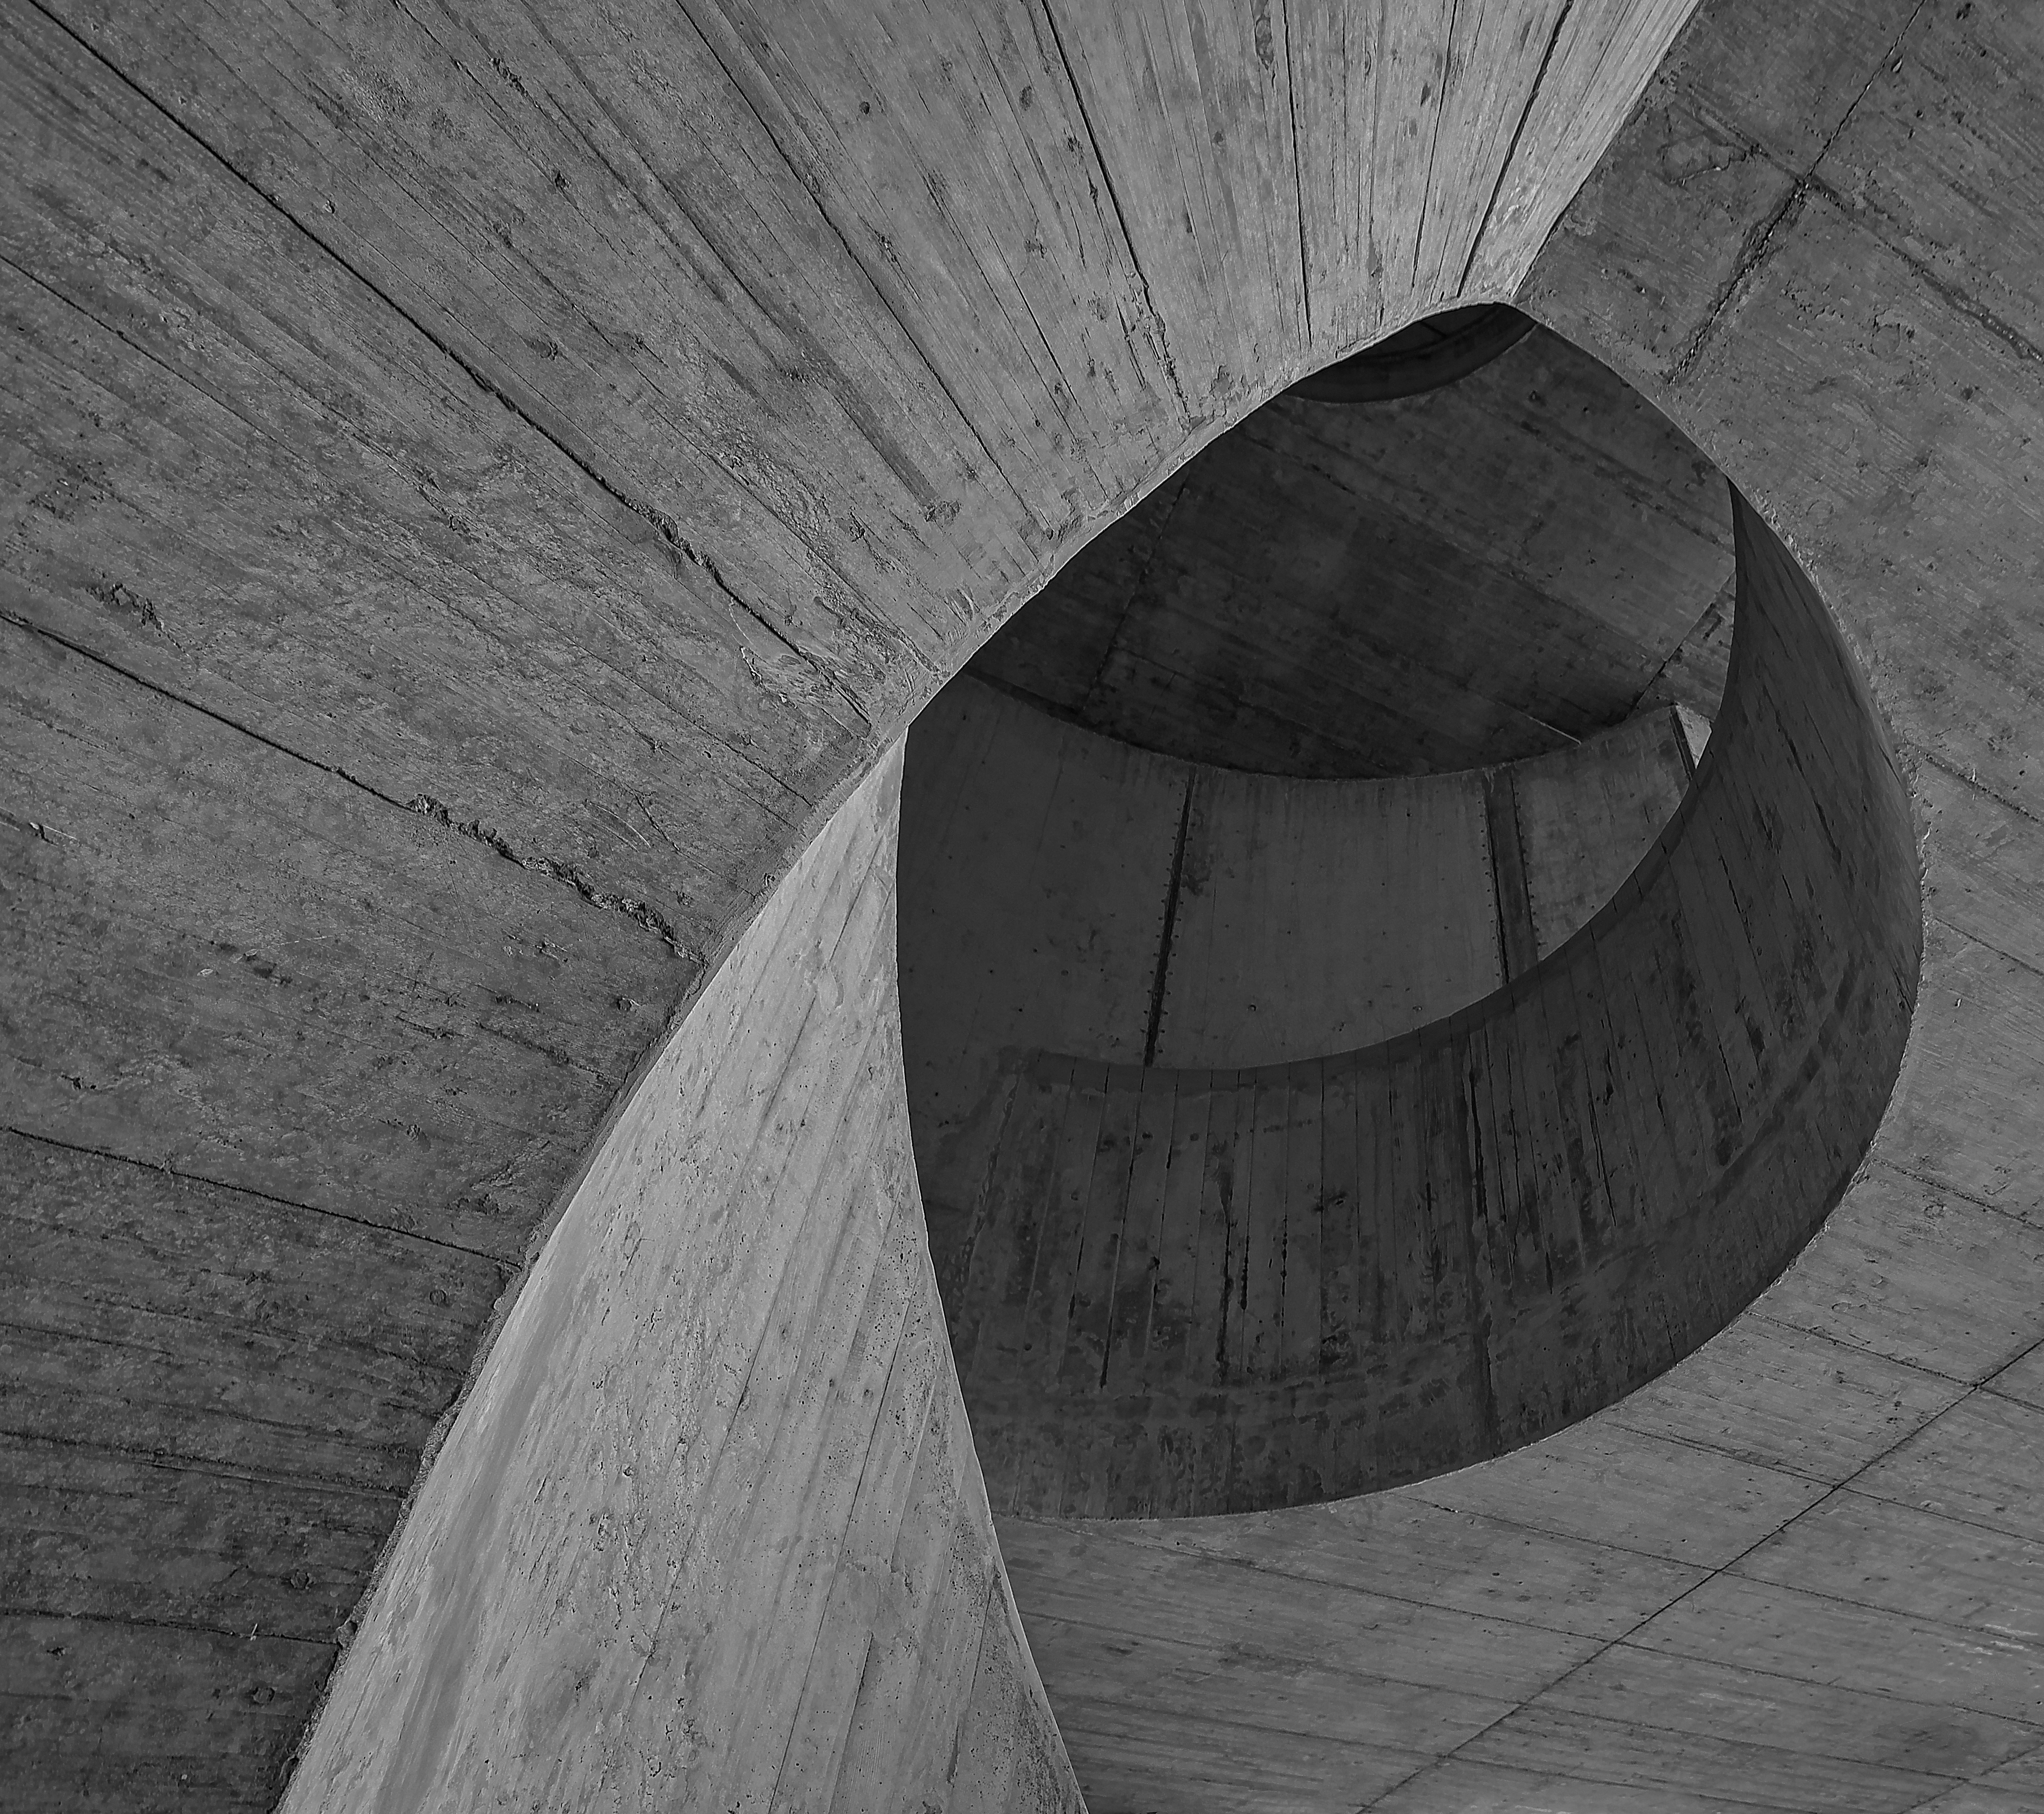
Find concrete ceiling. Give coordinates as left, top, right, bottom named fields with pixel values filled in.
left=8, top=0, right=2044, bottom=1811
left=970, top=320, right=1735, bottom=777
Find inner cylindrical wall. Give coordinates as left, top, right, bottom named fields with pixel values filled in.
left=902, top=492, right=1920, bottom=1519
left=900, top=684, right=1698, bottom=1291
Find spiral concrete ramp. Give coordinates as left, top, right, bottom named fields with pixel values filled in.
left=6, top=3, right=2044, bottom=1812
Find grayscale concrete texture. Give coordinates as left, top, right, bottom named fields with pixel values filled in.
left=5, top=1, right=2043, bottom=1811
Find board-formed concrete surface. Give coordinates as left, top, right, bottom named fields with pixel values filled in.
left=10, top=0, right=2044, bottom=1810
left=280, top=749, right=1083, bottom=1812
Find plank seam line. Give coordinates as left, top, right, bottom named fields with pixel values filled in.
left=1610, top=1627, right=2044, bottom=1732
left=0, top=1427, right=412, bottom=1502
left=4, top=1126, right=506, bottom=1264
left=0, top=607, right=696, bottom=957
left=1738, top=1307, right=1973, bottom=1389
left=1367, top=1337, right=2044, bottom=1806
left=1143, top=773, right=1196, bottom=1065
left=1605, top=1627, right=2044, bottom=1730
left=1034, top=0, right=1189, bottom=420
left=1893, top=1743, right=2044, bottom=1814
left=1070, top=1688, right=1999, bottom=1790
left=1458, top=0, right=1577, bottom=297
left=1449, top=1690, right=1993, bottom=1787
left=1005, top=1515, right=1695, bottom=1639
left=1835, top=1470, right=2044, bottom=1551
left=0, top=230, right=808, bottom=819
left=20, top=0, right=872, bottom=739
left=1596, top=1397, right=1954, bottom=1486
left=0, top=1296, right=471, bottom=1389
left=1915, top=746, right=2044, bottom=829
left=1800, top=165, right=2044, bottom=372
left=1023, top=1616, right=1522, bottom=1717
left=1872, top=1151, right=2044, bottom=1233
left=1279, top=0, right=1313, bottom=346
left=0, top=1603, right=337, bottom=1648
left=1410, top=0, right=1463, bottom=294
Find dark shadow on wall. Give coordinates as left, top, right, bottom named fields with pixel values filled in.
left=900, top=491, right=1921, bottom=1519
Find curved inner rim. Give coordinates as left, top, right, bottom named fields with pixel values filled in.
left=1290, top=303, right=1535, bottom=402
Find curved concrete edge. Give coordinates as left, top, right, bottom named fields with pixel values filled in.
left=281, top=746, right=1080, bottom=1814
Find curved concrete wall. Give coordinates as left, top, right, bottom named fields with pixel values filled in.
left=946, top=492, right=1919, bottom=1517
left=901, top=677, right=1694, bottom=1292
left=280, top=749, right=1079, bottom=1813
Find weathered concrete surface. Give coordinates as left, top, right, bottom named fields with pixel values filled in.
left=279, top=749, right=1082, bottom=1812
left=27, top=0, right=2044, bottom=1808
left=970, top=320, right=1734, bottom=777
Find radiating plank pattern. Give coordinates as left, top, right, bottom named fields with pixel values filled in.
left=944, top=494, right=1919, bottom=1518
left=0, top=0, right=1702, bottom=1798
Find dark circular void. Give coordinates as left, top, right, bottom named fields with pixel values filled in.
left=1289, top=303, right=1534, bottom=402
left=907, top=491, right=1921, bottom=1521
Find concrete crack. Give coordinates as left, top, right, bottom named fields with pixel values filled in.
left=406, top=795, right=700, bottom=960
left=5, top=607, right=695, bottom=959
left=1668, top=166, right=1808, bottom=386
left=1670, top=0, right=1930, bottom=387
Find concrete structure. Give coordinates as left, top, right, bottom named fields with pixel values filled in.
left=6, top=4, right=2044, bottom=1813
left=900, top=679, right=1700, bottom=1304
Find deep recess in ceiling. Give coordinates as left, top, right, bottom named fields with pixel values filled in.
left=968, top=320, right=1736, bottom=779
left=1289, top=302, right=1534, bottom=401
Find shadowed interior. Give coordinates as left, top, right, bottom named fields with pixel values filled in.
left=909, top=490, right=1919, bottom=1518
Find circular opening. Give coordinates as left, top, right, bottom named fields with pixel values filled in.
left=898, top=321, right=1920, bottom=1519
